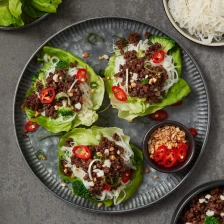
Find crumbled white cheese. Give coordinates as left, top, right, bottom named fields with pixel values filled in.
left=118, top=77, right=123, bottom=83
left=75, top=103, right=82, bottom=110
left=220, top=195, right=224, bottom=200
left=206, top=210, right=214, bottom=216
left=104, top=149, right=109, bottom=154
left=186, top=223, right=192, bottom=224
left=132, top=73, right=138, bottom=80
left=104, top=159, right=111, bottom=168
left=205, top=194, right=211, bottom=200
left=145, top=75, right=149, bottom=79
left=199, top=198, right=206, bottom=203
left=93, top=169, right=104, bottom=177
left=53, top=74, right=59, bottom=82
left=220, top=213, right=224, bottom=217
left=103, top=54, right=109, bottom=60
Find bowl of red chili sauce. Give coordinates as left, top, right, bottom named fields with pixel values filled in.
left=142, top=120, right=195, bottom=173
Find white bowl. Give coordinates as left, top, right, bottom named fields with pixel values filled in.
left=163, top=0, right=224, bottom=46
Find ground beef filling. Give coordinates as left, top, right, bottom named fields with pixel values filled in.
left=178, top=187, right=224, bottom=224
left=114, top=32, right=168, bottom=104
left=114, top=48, right=168, bottom=103
left=62, top=135, right=131, bottom=196
left=25, top=60, right=84, bottom=118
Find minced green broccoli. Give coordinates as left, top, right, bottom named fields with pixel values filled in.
left=55, top=60, right=69, bottom=70
left=149, top=35, right=175, bottom=53
left=204, top=216, right=220, bottom=224
left=58, top=107, right=73, bottom=116
left=72, top=179, right=91, bottom=198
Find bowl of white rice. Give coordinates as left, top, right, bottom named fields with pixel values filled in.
left=163, top=0, right=224, bottom=46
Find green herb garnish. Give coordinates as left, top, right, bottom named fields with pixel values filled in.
left=35, top=150, right=46, bottom=160
left=86, top=33, right=105, bottom=45
left=144, top=62, right=162, bottom=74
left=141, top=78, right=148, bottom=84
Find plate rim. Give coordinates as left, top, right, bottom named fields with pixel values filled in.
left=0, top=13, right=49, bottom=31
left=13, top=16, right=211, bottom=214
left=162, top=0, right=224, bottom=47
left=170, top=179, right=224, bottom=223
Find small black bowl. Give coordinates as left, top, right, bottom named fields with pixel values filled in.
left=142, top=120, right=195, bottom=173
left=171, top=180, right=224, bottom=224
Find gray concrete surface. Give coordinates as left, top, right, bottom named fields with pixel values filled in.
left=0, top=0, right=223, bottom=223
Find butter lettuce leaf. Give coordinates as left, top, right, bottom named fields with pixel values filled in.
left=31, top=0, right=62, bottom=13
left=105, top=42, right=190, bottom=120
left=24, top=46, right=105, bottom=133
left=0, top=0, right=24, bottom=26
left=57, top=126, right=144, bottom=206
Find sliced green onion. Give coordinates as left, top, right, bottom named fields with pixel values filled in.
left=59, top=155, right=66, bottom=160
left=90, top=82, right=98, bottom=89
left=141, top=78, right=148, bottom=85
left=135, top=117, right=151, bottom=124
left=39, top=133, right=64, bottom=141
left=144, top=62, right=162, bottom=74
left=37, top=57, right=44, bottom=63
left=112, top=34, right=126, bottom=41
left=97, top=104, right=111, bottom=113
left=86, top=33, right=105, bottom=45
left=35, top=150, right=46, bottom=160
left=111, top=179, right=121, bottom=187
left=103, top=175, right=113, bottom=185
left=98, top=69, right=105, bottom=78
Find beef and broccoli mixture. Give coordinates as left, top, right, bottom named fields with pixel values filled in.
left=114, top=32, right=170, bottom=104
left=25, top=60, right=85, bottom=118
left=178, top=187, right=224, bottom=224
left=61, top=133, right=133, bottom=196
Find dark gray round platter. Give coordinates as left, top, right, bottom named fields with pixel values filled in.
left=13, top=17, right=210, bottom=213
left=0, top=13, right=49, bottom=31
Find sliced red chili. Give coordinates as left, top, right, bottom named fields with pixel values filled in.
left=172, top=100, right=182, bottom=106
left=189, top=127, right=197, bottom=137
left=149, top=110, right=168, bottom=121
left=153, top=145, right=168, bottom=163
left=112, top=86, right=127, bottom=101
left=121, top=170, right=132, bottom=183
left=72, top=145, right=92, bottom=160
left=76, top=68, right=87, bottom=82
left=162, top=149, right=177, bottom=168
left=104, top=185, right=111, bottom=191
left=152, top=50, right=165, bottom=63
left=24, top=121, right=38, bottom=132
left=176, top=143, right=188, bottom=162
left=40, top=87, right=56, bottom=104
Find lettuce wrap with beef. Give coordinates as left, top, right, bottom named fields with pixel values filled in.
left=57, top=126, right=144, bottom=207
left=24, top=46, right=104, bottom=133
left=105, top=33, right=191, bottom=120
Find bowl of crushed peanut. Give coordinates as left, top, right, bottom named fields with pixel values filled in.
left=142, top=120, right=195, bottom=173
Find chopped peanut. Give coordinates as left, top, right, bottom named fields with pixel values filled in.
left=145, top=168, right=150, bottom=173
left=82, top=52, right=90, bottom=58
